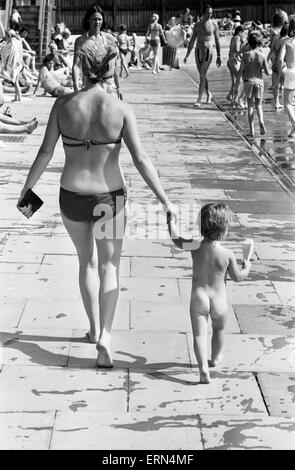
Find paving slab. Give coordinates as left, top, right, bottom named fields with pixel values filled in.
left=68, top=330, right=190, bottom=370
left=233, top=305, right=295, bottom=335
left=0, top=366, right=127, bottom=412
left=19, top=298, right=130, bottom=331
left=273, top=282, right=295, bottom=306
left=248, top=260, right=295, bottom=282
left=0, top=411, right=55, bottom=450
left=257, top=373, right=295, bottom=418
left=186, top=334, right=295, bottom=372
left=199, top=415, right=295, bottom=450
left=50, top=411, right=203, bottom=450
left=130, top=301, right=239, bottom=333
left=0, top=273, right=80, bottom=299
left=0, top=297, right=27, bottom=328
left=255, top=242, right=295, bottom=261
left=128, top=370, right=267, bottom=415
left=0, top=328, right=72, bottom=367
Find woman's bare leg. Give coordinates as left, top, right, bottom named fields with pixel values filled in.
left=61, top=213, right=100, bottom=343
left=94, top=209, right=126, bottom=367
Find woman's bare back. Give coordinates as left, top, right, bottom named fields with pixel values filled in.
left=57, top=89, right=126, bottom=193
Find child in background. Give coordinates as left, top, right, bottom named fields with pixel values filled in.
left=167, top=203, right=251, bottom=384
left=236, top=30, right=269, bottom=137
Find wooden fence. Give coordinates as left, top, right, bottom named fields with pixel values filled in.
left=56, top=0, right=294, bottom=33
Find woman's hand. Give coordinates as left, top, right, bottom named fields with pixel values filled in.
left=163, top=202, right=178, bottom=224
left=17, top=194, right=34, bottom=219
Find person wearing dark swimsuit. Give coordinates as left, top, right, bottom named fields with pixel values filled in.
left=17, top=11, right=176, bottom=369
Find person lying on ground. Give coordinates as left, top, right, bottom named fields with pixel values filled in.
left=33, top=55, right=72, bottom=97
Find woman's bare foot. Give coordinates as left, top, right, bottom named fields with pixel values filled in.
left=288, top=127, right=295, bottom=138
left=210, top=354, right=223, bottom=367
left=259, top=122, right=266, bottom=135
left=85, top=331, right=99, bottom=344
left=25, top=120, right=38, bottom=134
left=96, top=339, right=113, bottom=368
left=200, top=370, right=211, bottom=384
left=206, top=92, right=212, bottom=104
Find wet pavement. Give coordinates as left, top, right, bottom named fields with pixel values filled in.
left=0, top=41, right=295, bottom=450
left=182, top=43, right=295, bottom=192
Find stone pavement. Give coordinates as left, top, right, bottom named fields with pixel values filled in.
left=0, top=52, right=295, bottom=450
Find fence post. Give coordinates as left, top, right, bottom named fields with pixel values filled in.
left=161, top=0, right=166, bottom=27
left=263, top=0, right=268, bottom=24
left=112, top=0, right=117, bottom=30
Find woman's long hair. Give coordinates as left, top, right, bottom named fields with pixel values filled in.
left=82, top=5, right=105, bottom=32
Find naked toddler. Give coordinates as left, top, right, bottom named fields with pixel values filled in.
left=168, top=202, right=251, bottom=384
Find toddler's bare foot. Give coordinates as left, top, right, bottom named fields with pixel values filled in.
left=199, top=370, right=211, bottom=384
left=25, top=120, right=38, bottom=134
left=210, top=354, right=223, bottom=367
left=96, top=339, right=113, bottom=368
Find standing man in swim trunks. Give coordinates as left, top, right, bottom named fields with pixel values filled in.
left=184, top=4, right=221, bottom=107
left=278, top=19, right=295, bottom=138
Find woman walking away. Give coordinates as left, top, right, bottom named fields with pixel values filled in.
left=145, top=13, right=167, bottom=75
left=17, top=39, right=176, bottom=369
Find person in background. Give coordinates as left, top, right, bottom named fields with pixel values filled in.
left=145, top=13, right=167, bottom=75
left=138, top=39, right=153, bottom=69
left=269, top=24, right=288, bottom=108
left=72, top=5, right=121, bottom=98
left=226, top=25, right=244, bottom=104
left=184, top=4, right=221, bottom=107
left=33, top=55, right=72, bottom=97
left=278, top=19, right=295, bottom=138
left=236, top=30, right=269, bottom=137
left=0, top=77, right=38, bottom=133
left=10, top=6, right=22, bottom=30
left=19, top=27, right=38, bottom=76
left=117, top=24, right=130, bottom=78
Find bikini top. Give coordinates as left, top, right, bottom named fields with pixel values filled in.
left=62, top=133, right=122, bottom=150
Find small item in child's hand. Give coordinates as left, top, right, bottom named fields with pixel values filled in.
left=19, top=189, right=43, bottom=214
left=243, top=238, right=254, bottom=262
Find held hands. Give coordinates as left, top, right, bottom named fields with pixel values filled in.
left=216, top=57, right=221, bottom=67
left=163, top=203, right=178, bottom=224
